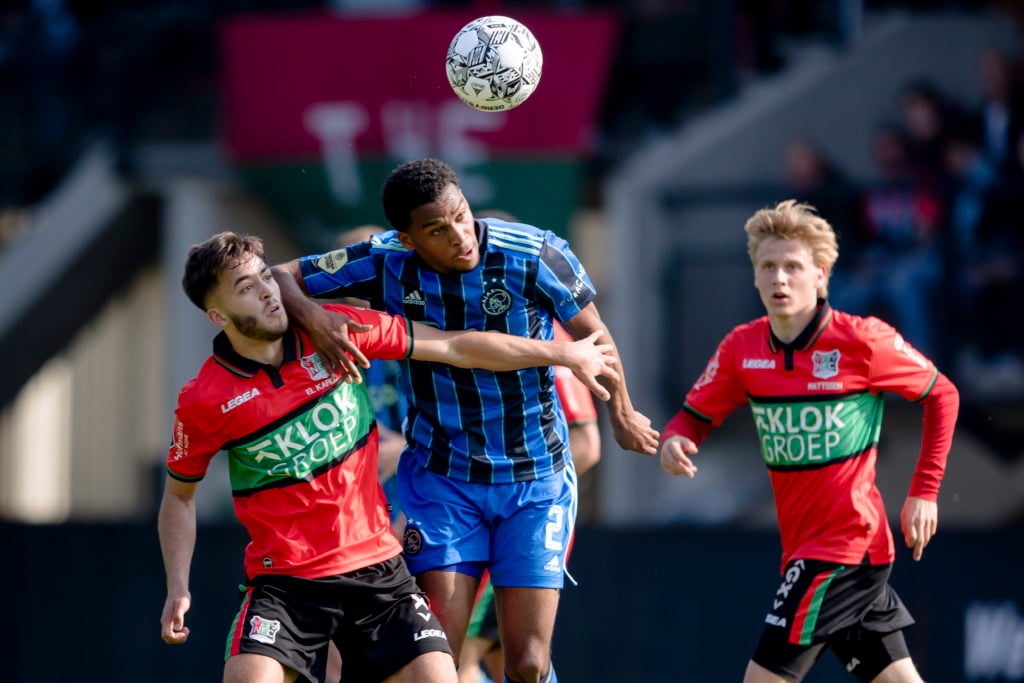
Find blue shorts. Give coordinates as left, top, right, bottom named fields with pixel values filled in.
left=397, top=455, right=577, bottom=588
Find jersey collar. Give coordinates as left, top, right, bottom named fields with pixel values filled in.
left=211, top=327, right=301, bottom=379
left=768, top=299, right=833, bottom=354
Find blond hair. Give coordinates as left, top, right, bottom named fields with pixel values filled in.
left=744, top=199, right=838, bottom=298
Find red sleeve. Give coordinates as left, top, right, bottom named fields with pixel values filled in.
left=166, top=383, right=221, bottom=482
left=908, top=371, right=959, bottom=500
left=554, top=365, right=597, bottom=425
left=861, top=318, right=960, bottom=500
left=324, top=303, right=411, bottom=361
left=660, top=330, right=748, bottom=446
left=550, top=320, right=597, bottom=424
left=661, top=406, right=714, bottom=447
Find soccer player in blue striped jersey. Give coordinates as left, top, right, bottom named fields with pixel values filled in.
left=273, top=158, right=659, bottom=683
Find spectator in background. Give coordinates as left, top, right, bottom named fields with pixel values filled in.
left=782, top=137, right=860, bottom=254
left=972, top=47, right=1024, bottom=175
left=831, top=123, right=944, bottom=358
left=944, top=125, right=1024, bottom=397
left=900, top=80, right=960, bottom=190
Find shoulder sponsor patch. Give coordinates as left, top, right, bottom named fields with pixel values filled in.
left=315, top=249, right=349, bottom=274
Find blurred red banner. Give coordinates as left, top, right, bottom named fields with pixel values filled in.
left=221, top=10, right=619, bottom=161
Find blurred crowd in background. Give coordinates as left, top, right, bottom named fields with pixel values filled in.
left=0, top=0, right=1021, bottom=403
left=784, top=46, right=1024, bottom=402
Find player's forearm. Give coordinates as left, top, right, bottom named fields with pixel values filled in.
left=157, top=491, right=197, bottom=594
left=445, top=331, right=574, bottom=370
left=272, top=261, right=319, bottom=327
left=910, top=372, right=960, bottom=499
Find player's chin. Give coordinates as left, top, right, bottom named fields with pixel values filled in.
left=451, top=255, right=480, bottom=271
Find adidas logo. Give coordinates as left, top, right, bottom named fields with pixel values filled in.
left=402, top=290, right=426, bottom=306
left=544, top=556, right=561, bottom=572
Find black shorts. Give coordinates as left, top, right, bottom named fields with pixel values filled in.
left=752, top=559, right=914, bottom=682
left=226, top=554, right=453, bottom=683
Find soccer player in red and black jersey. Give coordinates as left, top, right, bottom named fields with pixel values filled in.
left=659, top=200, right=959, bottom=683
left=157, top=232, right=619, bottom=683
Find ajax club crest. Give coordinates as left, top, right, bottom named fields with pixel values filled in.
left=481, top=274, right=512, bottom=316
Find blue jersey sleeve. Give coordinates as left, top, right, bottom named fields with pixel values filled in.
left=533, top=230, right=597, bottom=323
left=298, top=238, right=384, bottom=299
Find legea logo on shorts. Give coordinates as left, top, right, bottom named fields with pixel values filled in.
left=414, top=628, right=448, bottom=641
left=248, top=615, right=281, bottom=644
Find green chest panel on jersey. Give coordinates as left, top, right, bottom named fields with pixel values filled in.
left=227, top=381, right=375, bottom=491
left=749, top=392, right=883, bottom=468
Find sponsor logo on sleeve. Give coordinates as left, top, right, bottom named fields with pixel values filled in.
left=315, top=249, right=349, bottom=274
left=893, top=334, right=928, bottom=369
left=693, top=350, right=721, bottom=390
left=173, top=420, right=189, bottom=460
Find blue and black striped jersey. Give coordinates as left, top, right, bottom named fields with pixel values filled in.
left=298, top=218, right=597, bottom=483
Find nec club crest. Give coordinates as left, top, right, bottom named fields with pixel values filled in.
left=301, top=353, right=330, bottom=381
left=248, top=615, right=281, bottom=644
left=812, top=350, right=841, bottom=379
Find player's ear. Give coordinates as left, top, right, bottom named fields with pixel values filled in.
left=396, top=231, right=415, bottom=251
left=207, top=307, right=230, bottom=329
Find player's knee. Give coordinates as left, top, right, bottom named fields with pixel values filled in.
left=503, top=651, right=549, bottom=683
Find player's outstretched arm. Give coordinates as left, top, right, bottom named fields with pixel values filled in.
left=158, top=477, right=198, bottom=645
left=272, top=259, right=371, bottom=381
left=562, top=303, right=660, bottom=455
left=410, top=325, right=618, bottom=401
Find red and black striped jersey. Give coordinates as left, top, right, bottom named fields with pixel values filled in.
left=664, top=303, right=958, bottom=570
left=168, top=304, right=412, bottom=580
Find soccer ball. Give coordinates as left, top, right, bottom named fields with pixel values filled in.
left=445, top=16, right=543, bottom=112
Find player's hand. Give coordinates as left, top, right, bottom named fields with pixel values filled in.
left=659, top=435, right=699, bottom=477
left=567, top=331, right=619, bottom=401
left=900, top=496, right=938, bottom=561
left=610, top=409, right=660, bottom=455
left=160, top=592, right=192, bottom=645
left=303, top=307, right=373, bottom=383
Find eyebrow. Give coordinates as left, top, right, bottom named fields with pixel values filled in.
left=229, top=263, right=269, bottom=288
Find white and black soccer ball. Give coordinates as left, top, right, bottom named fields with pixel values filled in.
left=445, top=16, right=543, bottom=112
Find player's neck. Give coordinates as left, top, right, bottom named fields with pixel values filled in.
left=768, top=309, right=817, bottom=345
left=226, top=331, right=285, bottom=367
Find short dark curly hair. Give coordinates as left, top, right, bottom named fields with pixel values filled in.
left=380, top=158, right=460, bottom=231
left=182, top=231, right=265, bottom=311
